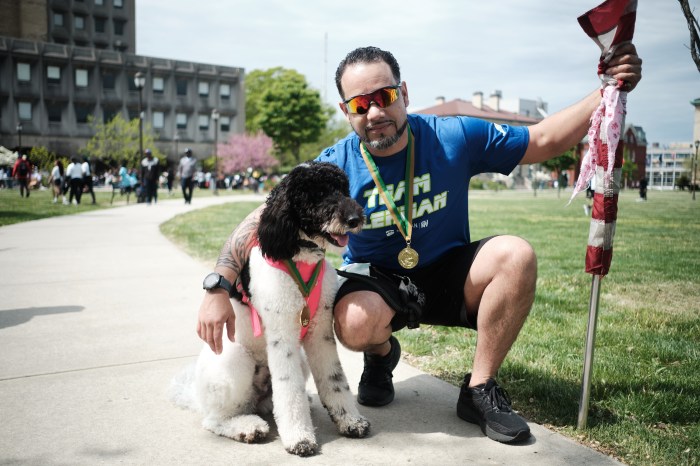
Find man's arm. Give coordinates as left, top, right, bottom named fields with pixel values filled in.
left=196, top=205, right=264, bottom=354
left=521, top=43, right=642, bottom=165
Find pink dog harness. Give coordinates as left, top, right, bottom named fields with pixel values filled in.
left=239, top=257, right=325, bottom=340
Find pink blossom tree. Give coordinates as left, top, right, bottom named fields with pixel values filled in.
left=218, top=132, right=279, bottom=174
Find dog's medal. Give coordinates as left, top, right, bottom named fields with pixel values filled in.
left=360, top=125, right=418, bottom=269
left=284, top=259, right=324, bottom=329
left=299, top=305, right=310, bottom=327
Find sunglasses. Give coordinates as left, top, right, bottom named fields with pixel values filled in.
left=343, top=85, right=401, bottom=115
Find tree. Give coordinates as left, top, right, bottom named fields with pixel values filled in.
left=621, top=159, right=638, bottom=188
left=298, top=111, right=352, bottom=164
left=218, top=132, right=279, bottom=174
left=679, top=0, right=700, bottom=73
left=541, top=149, right=578, bottom=197
left=85, top=114, right=161, bottom=170
left=245, top=68, right=327, bottom=165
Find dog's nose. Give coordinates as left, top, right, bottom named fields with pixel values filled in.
left=346, top=215, right=361, bottom=229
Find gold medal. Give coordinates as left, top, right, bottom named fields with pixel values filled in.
left=398, top=246, right=419, bottom=269
left=360, top=126, right=421, bottom=271
left=300, top=304, right=310, bottom=327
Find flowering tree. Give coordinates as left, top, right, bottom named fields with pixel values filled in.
left=218, top=131, right=279, bottom=174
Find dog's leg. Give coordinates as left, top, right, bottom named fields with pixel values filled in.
left=266, top=332, right=318, bottom=456
left=195, top=342, right=270, bottom=443
left=304, top=302, right=371, bottom=439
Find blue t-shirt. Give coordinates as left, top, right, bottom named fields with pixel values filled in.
left=316, top=113, right=529, bottom=270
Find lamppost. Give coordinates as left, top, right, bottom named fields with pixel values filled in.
left=211, top=108, right=220, bottom=194
left=134, top=71, right=146, bottom=160
left=693, top=140, right=699, bottom=201
left=16, top=123, right=23, bottom=154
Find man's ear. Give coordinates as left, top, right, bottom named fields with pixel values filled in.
left=401, top=81, right=409, bottom=107
left=339, top=101, right=349, bottom=118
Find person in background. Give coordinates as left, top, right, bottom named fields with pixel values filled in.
left=140, top=148, right=160, bottom=204
left=48, top=159, right=67, bottom=205
left=178, top=148, right=197, bottom=204
left=66, top=156, right=84, bottom=205
left=11, top=154, right=32, bottom=198
left=82, top=156, right=96, bottom=204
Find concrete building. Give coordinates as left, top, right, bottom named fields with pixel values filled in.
left=0, top=0, right=244, bottom=165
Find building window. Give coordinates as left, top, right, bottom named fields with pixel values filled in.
left=198, top=81, right=209, bottom=97
left=47, top=103, right=62, bottom=123
left=95, top=0, right=103, bottom=5
left=53, top=12, right=64, bottom=27
left=17, top=63, right=31, bottom=82
left=47, top=65, right=61, bottom=84
left=114, top=0, right=123, bottom=7
left=103, top=107, right=118, bottom=123
left=176, top=79, right=187, bottom=96
left=114, top=20, right=125, bottom=36
left=152, top=76, right=164, bottom=94
left=75, top=15, right=85, bottom=30
left=153, top=111, right=164, bottom=129
left=176, top=113, right=187, bottom=129
left=75, top=69, right=88, bottom=88
left=220, top=116, right=231, bottom=132
left=18, top=102, right=32, bottom=120
left=75, top=104, right=91, bottom=123
left=198, top=114, right=209, bottom=130
left=102, top=72, right=116, bottom=90
left=220, top=83, right=231, bottom=99
left=95, top=17, right=106, bottom=33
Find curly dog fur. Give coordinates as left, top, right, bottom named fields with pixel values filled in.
left=172, top=162, right=370, bottom=456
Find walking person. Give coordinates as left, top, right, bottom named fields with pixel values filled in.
left=178, top=148, right=197, bottom=204
left=66, top=157, right=84, bottom=205
left=11, top=154, right=32, bottom=198
left=82, top=156, right=96, bottom=204
left=196, top=44, right=642, bottom=444
left=48, top=159, right=67, bottom=205
left=140, top=149, right=160, bottom=204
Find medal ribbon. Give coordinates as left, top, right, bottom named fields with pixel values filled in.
left=283, top=259, right=324, bottom=329
left=360, top=126, right=415, bottom=245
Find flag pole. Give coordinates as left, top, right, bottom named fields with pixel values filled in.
left=577, top=274, right=603, bottom=429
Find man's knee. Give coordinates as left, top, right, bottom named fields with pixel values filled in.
left=333, top=291, right=393, bottom=352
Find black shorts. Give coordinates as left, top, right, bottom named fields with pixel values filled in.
left=336, top=237, right=496, bottom=331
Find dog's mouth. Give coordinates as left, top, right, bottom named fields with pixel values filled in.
left=326, top=232, right=350, bottom=248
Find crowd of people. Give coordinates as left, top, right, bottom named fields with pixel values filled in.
left=1, top=147, right=272, bottom=205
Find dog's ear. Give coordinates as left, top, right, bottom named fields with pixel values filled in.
left=257, top=186, right=300, bottom=261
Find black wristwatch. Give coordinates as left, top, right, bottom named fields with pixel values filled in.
left=203, top=272, right=233, bottom=296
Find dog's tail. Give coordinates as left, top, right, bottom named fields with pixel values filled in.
left=168, top=362, right=199, bottom=412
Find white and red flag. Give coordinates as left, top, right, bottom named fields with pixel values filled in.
left=571, top=0, right=637, bottom=276
left=574, top=0, right=637, bottom=430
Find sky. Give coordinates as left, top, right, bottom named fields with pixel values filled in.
left=136, top=0, right=699, bottom=146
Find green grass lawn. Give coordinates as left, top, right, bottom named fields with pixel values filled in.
left=160, top=188, right=699, bottom=466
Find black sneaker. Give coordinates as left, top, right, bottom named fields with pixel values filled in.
left=357, top=336, right=401, bottom=407
left=456, top=373, right=531, bottom=443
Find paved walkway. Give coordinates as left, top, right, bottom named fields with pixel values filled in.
left=0, top=196, right=620, bottom=465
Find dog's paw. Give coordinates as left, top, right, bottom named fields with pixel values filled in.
left=338, top=415, right=371, bottom=439
left=202, top=414, right=270, bottom=443
left=286, top=439, right=318, bottom=457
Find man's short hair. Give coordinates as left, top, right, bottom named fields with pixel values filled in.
left=335, top=46, right=401, bottom=100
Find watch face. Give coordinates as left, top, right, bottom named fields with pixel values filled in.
left=203, top=273, right=220, bottom=289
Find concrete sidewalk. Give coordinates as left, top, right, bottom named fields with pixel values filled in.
left=0, top=196, right=619, bottom=465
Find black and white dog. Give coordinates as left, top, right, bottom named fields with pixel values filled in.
left=172, top=162, right=369, bottom=456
